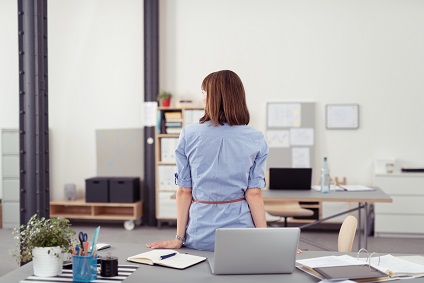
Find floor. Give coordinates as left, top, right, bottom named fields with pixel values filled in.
left=1, top=221, right=423, bottom=277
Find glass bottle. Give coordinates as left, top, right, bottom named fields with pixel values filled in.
left=320, top=157, right=330, bottom=194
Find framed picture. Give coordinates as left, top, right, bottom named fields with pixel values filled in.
left=326, top=104, right=359, bottom=129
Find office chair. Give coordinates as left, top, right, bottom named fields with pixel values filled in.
left=265, top=201, right=314, bottom=227
left=338, top=215, right=358, bottom=252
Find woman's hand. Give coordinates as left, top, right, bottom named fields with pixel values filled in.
left=297, top=249, right=302, bottom=254
left=146, top=239, right=183, bottom=249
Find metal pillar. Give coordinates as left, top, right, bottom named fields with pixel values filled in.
left=18, top=0, right=50, bottom=226
left=144, top=0, right=159, bottom=226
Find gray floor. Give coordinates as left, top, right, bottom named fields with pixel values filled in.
left=1, top=221, right=423, bottom=277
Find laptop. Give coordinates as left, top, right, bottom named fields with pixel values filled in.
left=209, top=227, right=300, bottom=275
left=269, top=168, right=312, bottom=190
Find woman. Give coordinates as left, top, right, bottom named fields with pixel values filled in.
left=147, top=70, right=268, bottom=251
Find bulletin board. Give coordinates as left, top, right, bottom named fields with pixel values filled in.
left=265, top=102, right=315, bottom=172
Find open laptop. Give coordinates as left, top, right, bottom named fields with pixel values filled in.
left=208, top=227, right=300, bottom=275
left=269, top=168, right=312, bottom=190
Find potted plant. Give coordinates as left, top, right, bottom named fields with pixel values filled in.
left=158, top=91, right=172, bottom=107
left=10, top=214, right=77, bottom=277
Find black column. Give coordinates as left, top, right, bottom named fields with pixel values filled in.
left=144, top=0, right=159, bottom=226
left=18, top=0, right=50, bottom=225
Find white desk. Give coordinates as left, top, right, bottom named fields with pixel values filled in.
left=262, top=187, right=392, bottom=250
left=1, top=244, right=422, bottom=283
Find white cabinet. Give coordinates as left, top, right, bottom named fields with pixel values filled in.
left=374, top=173, right=424, bottom=237
left=1, top=129, right=20, bottom=229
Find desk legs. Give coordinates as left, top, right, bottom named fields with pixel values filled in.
left=358, top=203, right=362, bottom=251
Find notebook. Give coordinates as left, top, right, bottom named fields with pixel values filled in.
left=209, top=227, right=300, bottom=274
left=269, top=168, right=312, bottom=190
left=127, top=249, right=206, bottom=269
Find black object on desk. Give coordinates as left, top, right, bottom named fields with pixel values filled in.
left=401, top=168, right=424, bottom=173
left=313, top=265, right=389, bottom=280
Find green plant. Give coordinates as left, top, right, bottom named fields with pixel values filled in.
left=157, top=90, right=172, bottom=101
left=10, top=214, right=77, bottom=264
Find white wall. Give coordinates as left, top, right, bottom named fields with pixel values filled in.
left=159, top=0, right=424, bottom=185
left=1, top=0, right=424, bottom=200
left=0, top=0, right=144, bottom=200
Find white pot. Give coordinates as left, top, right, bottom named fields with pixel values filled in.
left=32, top=246, right=63, bottom=277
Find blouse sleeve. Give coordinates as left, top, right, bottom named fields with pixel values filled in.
left=174, top=128, right=192, bottom=188
left=247, top=137, right=269, bottom=189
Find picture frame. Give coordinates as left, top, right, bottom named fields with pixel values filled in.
left=326, top=104, right=359, bottom=129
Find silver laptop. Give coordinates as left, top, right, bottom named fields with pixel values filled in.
left=209, top=227, right=300, bottom=275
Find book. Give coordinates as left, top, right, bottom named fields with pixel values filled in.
left=127, top=249, right=206, bottom=269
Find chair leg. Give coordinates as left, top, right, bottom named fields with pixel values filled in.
left=284, top=217, right=288, bottom=227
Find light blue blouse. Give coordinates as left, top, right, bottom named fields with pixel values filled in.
left=174, top=121, right=268, bottom=251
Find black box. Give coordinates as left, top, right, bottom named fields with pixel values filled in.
left=109, top=177, right=140, bottom=203
left=85, top=177, right=110, bottom=203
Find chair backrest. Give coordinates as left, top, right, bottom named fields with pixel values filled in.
left=338, top=215, right=358, bottom=252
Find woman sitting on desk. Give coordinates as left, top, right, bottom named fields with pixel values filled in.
left=146, top=70, right=269, bottom=251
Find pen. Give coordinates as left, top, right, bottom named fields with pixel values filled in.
left=160, top=252, right=177, bottom=260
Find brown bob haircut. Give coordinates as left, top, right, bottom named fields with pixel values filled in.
left=199, top=70, right=250, bottom=126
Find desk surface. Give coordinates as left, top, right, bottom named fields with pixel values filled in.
left=1, top=243, right=423, bottom=283
left=262, top=187, right=392, bottom=203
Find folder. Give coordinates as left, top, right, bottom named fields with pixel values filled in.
left=313, top=265, right=389, bottom=281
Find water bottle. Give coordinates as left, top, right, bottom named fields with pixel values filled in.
left=320, top=157, right=330, bottom=194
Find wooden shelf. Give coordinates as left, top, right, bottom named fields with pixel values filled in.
left=50, top=199, right=143, bottom=230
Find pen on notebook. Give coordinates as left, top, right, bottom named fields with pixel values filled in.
left=160, top=252, right=177, bottom=260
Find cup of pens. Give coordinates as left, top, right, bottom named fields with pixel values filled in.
left=72, top=254, right=97, bottom=282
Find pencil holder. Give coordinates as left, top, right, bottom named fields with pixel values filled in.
left=72, top=255, right=97, bottom=282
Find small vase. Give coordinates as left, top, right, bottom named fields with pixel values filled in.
left=32, top=246, right=63, bottom=277
left=161, top=97, right=171, bottom=107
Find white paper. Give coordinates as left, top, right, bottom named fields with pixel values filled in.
left=292, top=147, right=310, bottom=168
left=338, top=185, right=375, bottom=191
left=266, top=130, right=290, bottom=148
left=267, top=103, right=301, bottom=128
left=327, top=105, right=359, bottom=129
left=297, top=255, right=364, bottom=268
left=143, top=102, right=158, bottom=127
left=290, top=128, right=314, bottom=146
left=358, top=254, right=424, bottom=277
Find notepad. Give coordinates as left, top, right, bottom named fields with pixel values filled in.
left=127, top=249, right=206, bottom=269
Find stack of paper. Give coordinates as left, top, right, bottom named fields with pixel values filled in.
left=311, top=185, right=375, bottom=192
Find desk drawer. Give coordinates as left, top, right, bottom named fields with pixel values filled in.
left=374, top=176, right=424, bottom=195
left=375, top=214, right=424, bottom=235
left=375, top=196, right=424, bottom=214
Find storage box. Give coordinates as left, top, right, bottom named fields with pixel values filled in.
left=85, top=177, right=110, bottom=203
left=109, top=177, right=140, bottom=203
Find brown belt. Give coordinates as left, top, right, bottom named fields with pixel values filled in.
left=192, top=197, right=245, bottom=204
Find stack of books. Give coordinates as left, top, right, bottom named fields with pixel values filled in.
left=164, top=112, right=183, bottom=134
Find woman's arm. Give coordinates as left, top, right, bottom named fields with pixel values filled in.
left=245, top=188, right=267, bottom=228
left=146, top=187, right=192, bottom=249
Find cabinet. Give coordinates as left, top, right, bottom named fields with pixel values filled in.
left=50, top=199, right=143, bottom=230
left=155, top=107, right=204, bottom=226
left=374, top=173, right=424, bottom=237
left=1, top=129, right=20, bottom=229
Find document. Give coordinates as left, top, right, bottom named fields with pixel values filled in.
left=358, top=254, right=424, bottom=278
left=127, top=249, right=206, bottom=269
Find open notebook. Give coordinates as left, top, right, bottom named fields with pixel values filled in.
left=127, top=249, right=206, bottom=269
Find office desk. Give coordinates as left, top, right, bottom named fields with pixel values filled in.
left=1, top=244, right=422, bottom=283
left=262, top=187, right=392, bottom=250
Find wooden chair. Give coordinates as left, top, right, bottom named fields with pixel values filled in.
left=338, top=215, right=358, bottom=252
left=265, top=201, right=314, bottom=227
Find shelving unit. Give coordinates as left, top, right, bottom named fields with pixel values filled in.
left=155, top=106, right=204, bottom=227
left=1, top=129, right=20, bottom=229
left=50, top=199, right=143, bottom=230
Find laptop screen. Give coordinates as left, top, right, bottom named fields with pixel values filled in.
left=269, top=168, right=312, bottom=190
